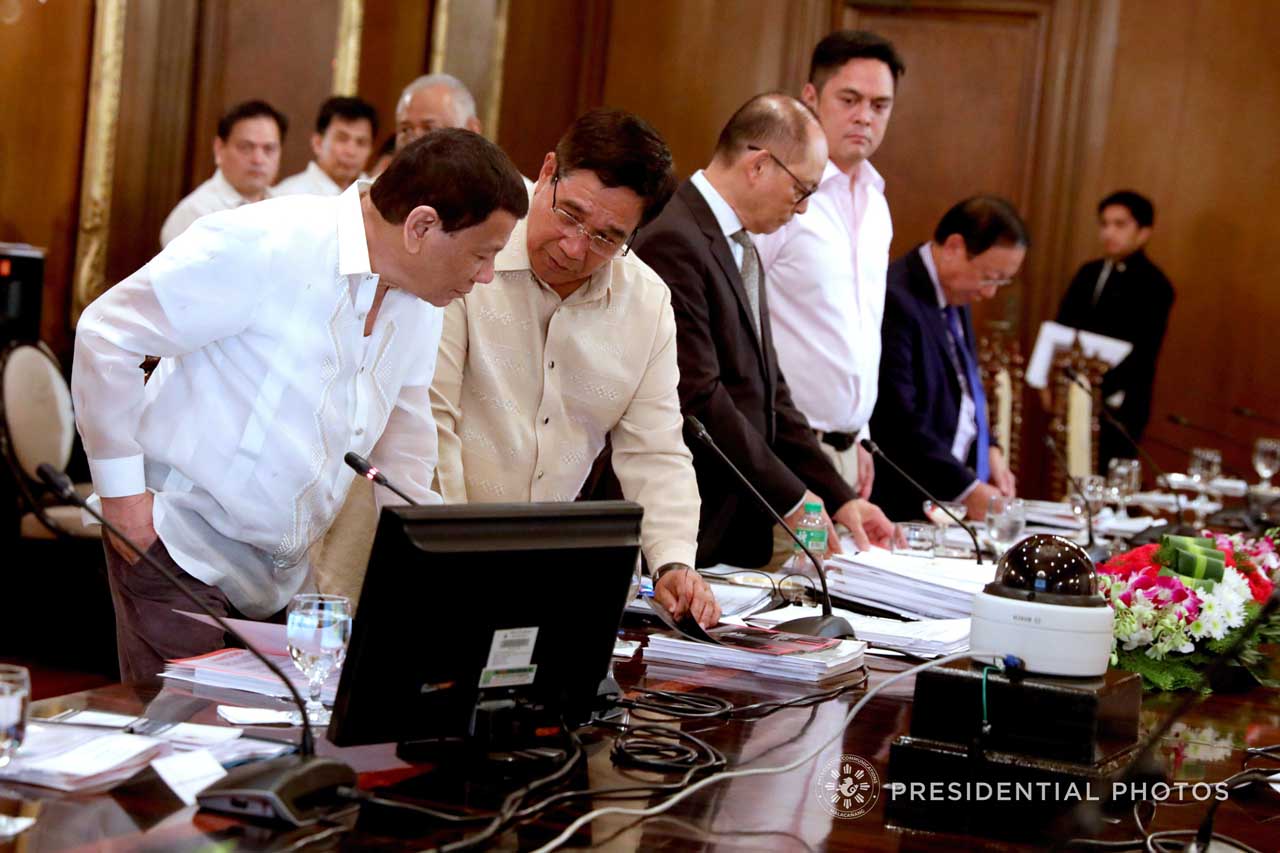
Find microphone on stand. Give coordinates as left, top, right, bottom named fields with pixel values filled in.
left=1042, top=435, right=1109, bottom=564
left=1232, top=404, right=1280, bottom=430
left=1166, top=413, right=1251, bottom=452
left=860, top=438, right=984, bottom=564
left=685, top=416, right=854, bottom=639
left=344, top=452, right=421, bottom=506
left=35, top=464, right=355, bottom=826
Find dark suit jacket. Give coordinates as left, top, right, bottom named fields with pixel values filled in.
left=632, top=179, right=856, bottom=568
left=1056, top=249, right=1174, bottom=442
left=869, top=245, right=983, bottom=522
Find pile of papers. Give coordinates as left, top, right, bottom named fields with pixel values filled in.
left=826, top=547, right=993, bottom=620
left=644, top=631, right=865, bottom=682
left=0, top=724, right=168, bottom=792
left=162, top=648, right=339, bottom=704
left=747, top=605, right=969, bottom=658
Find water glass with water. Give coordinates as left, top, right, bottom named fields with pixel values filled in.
left=987, top=496, right=1026, bottom=555
left=286, top=594, right=353, bottom=725
left=0, top=665, right=30, bottom=769
left=894, top=522, right=936, bottom=558
left=1253, top=437, right=1280, bottom=488
left=1188, top=447, right=1222, bottom=489
left=1107, top=458, right=1140, bottom=515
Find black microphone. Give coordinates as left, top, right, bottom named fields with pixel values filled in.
left=36, top=464, right=355, bottom=825
left=1166, top=413, right=1251, bottom=451
left=344, top=452, right=420, bottom=506
left=860, top=438, right=984, bottom=564
left=1232, top=404, right=1280, bottom=430
left=1042, top=435, right=1109, bottom=563
left=685, top=416, right=854, bottom=639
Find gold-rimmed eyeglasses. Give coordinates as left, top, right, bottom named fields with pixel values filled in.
left=550, top=175, right=637, bottom=258
left=747, top=144, right=818, bottom=207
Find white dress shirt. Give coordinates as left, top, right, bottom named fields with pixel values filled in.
left=273, top=161, right=350, bottom=197
left=73, top=181, right=443, bottom=618
left=159, top=169, right=271, bottom=248
left=430, top=216, right=700, bottom=570
left=918, top=243, right=980, bottom=499
left=754, top=159, right=892, bottom=436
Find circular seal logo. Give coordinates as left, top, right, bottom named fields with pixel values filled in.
left=814, top=753, right=880, bottom=819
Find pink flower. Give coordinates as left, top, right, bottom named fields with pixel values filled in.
left=1121, top=572, right=1201, bottom=622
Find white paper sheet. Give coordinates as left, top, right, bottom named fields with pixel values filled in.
left=1026, top=321, right=1133, bottom=389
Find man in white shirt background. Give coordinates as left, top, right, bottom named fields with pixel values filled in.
left=159, top=100, right=287, bottom=247
left=72, top=130, right=528, bottom=682
left=755, top=31, right=905, bottom=501
left=395, top=73, right=536, bottom=194
left=430, top=109, right=720, bottom=628
left=274, top=96, right=379, bottom=197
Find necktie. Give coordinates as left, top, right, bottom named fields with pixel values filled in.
left=730, top=229, right=762, bottom=338
left=945, top=305, right=991, bottom=482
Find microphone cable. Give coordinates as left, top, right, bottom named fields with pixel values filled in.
left=617, top=666, right=869, bottom=723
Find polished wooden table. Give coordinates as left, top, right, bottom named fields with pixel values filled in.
left=4, top=635, right=1280, bottom=851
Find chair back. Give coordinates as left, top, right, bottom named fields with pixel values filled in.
left=978, top=321, right=1024, bottom=476
left=1047, top=336, right=1107, bottom=498
left=0, top=342, right=75, bottom=483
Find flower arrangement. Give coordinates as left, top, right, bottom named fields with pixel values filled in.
left=1098, top=529, right=1280, bottom=692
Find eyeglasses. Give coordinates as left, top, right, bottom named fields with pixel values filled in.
left=551, top=175, right=636, bottom=257
left=747, top=144, right=818, bottom=207
left=965, top=253, right=1018, bottom=288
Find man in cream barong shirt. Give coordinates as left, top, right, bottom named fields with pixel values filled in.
left=430, top=109, right=721, bottom=627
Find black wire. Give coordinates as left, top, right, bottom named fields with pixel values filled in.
left=508, top=720, right=726, bottom=821
left=696, top=569, right=781, bottom=599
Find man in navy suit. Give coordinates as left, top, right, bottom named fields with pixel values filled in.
left=633, top=93, right=894, bottom=568
left=870, top=197, right=1028, bottom=522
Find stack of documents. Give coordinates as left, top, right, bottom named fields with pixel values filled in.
left=0, top=724, right=168, bottom=791
left=644, top=633, right=865, bottom=682
left=826, top=547, right=992, bottom=620
left=747, top=606, right=970, bottom=657
left=162, top=648, right=338, bottom=704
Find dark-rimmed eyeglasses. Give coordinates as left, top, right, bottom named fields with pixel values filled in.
left=747, top=144, right=818, bottom=207
left=551, top=175, right=637, bottom=258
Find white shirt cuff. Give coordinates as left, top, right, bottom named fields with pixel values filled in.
left=954, top=478, right=981, bottom=502
left=88, top=455, right=147, bottom=497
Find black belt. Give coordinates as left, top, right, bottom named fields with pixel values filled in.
left=818, top=430, right=857, bottom=452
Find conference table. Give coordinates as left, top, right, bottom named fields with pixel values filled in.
left=5, top=632, right=1280, bottom=851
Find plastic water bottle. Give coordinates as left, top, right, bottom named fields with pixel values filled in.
left=787, top=502, right=828, bottom=571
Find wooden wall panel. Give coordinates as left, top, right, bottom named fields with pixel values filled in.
left=106, top=0, right=199, bottom=279
left=841, top=2, right=1049, bottom=335
left=496, top=0, right=608, bottom=177
left=358, top=0, right=434, bottom=153
left=188, top=0, right=343, bottom=188
left=1061, top=0, right=1280, bottom=478
left=0, top=0, right=94, bottom=359
left=599, top=0, right=828, bottom=178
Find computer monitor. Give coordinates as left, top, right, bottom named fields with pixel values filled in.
left=327, top=501, right=642, bottom=753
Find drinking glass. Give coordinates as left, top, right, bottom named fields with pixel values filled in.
left=0, top=665, right=30, bottom=769
left=1107, top=458, right=1141, bottom=516
left=1070, top=475, right=1107, bottom=533
left=1188, top=447, right=1222, bottom=490
left=987, top=496, right=1026, bottom=556
left=286, top=594, right=353, bottom=726
left=1253, top=437, right=1280, bottom=488
left=923, top=499, right=968, bottom=556
left=893, top=522, right=935, bottom=558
